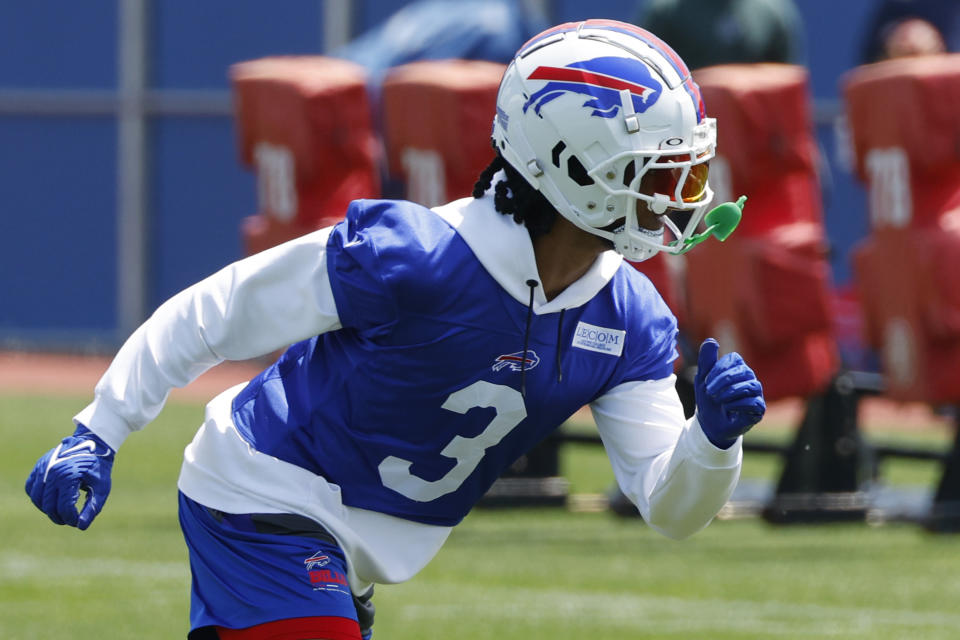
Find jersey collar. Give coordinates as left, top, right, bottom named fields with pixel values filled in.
left=432, top=172, right=623, bottom=314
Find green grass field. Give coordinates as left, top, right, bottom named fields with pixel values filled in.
left=3, top=391, right=959, bottom=639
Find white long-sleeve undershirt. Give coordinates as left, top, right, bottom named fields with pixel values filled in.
left=73, top=197, right=742, bottom=588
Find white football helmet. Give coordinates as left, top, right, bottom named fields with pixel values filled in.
left=492, top=19, right=717, bottom=260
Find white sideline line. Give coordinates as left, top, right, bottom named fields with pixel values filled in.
left=395, top=582, right=960, bottom=634
left=5, top=553, right=957, bottom=633
left=0, top=552, right=187, bottom=582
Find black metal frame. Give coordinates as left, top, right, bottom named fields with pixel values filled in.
left=482, top=369, right=960, bottom=533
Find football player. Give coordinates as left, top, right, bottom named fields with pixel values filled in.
left=26, top=19, right=764, bottom=640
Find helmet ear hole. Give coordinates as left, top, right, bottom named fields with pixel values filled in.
left=566, top=155, right=595, bottom=186
left=551, top=141, right=566, bottom=168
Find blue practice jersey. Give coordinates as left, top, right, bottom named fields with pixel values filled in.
left=231, top=199, right=677, bottom=526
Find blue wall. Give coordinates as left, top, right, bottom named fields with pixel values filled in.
left=0, top=0, right=889, bottom=349
left=151, top=0, right=324, bottom=90
left=0, top=117, right=118, bottom=342
left=148, top=117, right=256, bottom=309
left=0, top=3, right=117, bottom=89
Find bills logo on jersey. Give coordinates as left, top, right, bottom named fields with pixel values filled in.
left=304, top=552, right=331, bottom=570
left=523, top=56, right=663, bottom=119
left=493, top=350, right=541, bottom=372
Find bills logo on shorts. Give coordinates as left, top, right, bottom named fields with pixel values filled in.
left=493, top=350, right=541, bottom=372
left=304, top=552, right=331, bottom=570
left=304, top=551, right=348, bottom=593
left=523, top=56, right=663, bottom=119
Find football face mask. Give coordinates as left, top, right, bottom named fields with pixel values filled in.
left=589, top=133, right=716, bottom=257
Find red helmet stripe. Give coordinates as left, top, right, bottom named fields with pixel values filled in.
left=584, top=21, right=691, bottom=74
left=528, top=65, right=657, bottom=99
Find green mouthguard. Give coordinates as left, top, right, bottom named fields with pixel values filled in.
left=674, top=195, right=746, bottom=253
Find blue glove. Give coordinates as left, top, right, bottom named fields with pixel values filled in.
left=694, top=339, right=766, bottom=449
left=25, top=424, right=115, bottom=530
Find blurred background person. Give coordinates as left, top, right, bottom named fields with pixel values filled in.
left=634, top=0, right=806, bottom=71
left=861, top=0, right=958, bottom=62
left=334, top=0, right=545, bottom=85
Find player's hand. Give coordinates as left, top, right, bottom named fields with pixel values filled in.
left=25, top=424, right=115, bottom=530
left=694, top=339, right=766, bottom=449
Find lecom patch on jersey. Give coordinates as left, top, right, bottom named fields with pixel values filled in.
left=571, top=321, right=625, bottom=357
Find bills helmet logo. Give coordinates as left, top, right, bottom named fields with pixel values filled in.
left=523, top=56, right=663, bottom=119
left=493, top=351, right=541, bottom=373
left=304, top=552, right=331, bottom=570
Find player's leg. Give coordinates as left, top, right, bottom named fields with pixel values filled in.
left=178, top=492, right=374, bottom=639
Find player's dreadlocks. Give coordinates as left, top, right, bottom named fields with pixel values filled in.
left=472, top=152, right=557, bottom=239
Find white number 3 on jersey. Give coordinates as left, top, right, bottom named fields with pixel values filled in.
left=378, top=381, right=526, bottom=502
